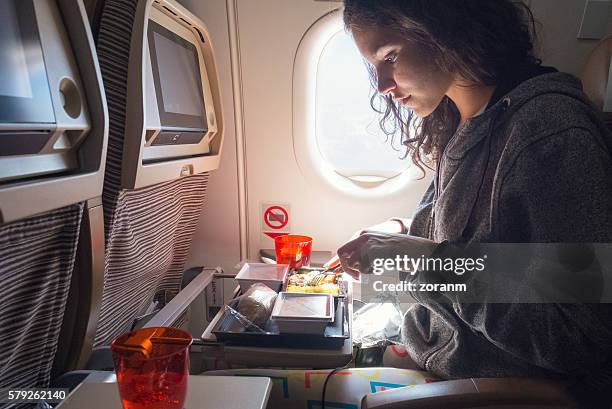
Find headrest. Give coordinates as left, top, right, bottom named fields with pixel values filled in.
left=581, top=36, right=612, bottom=111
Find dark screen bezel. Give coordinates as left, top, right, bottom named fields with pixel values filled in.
left=0, top=0, right=55, bottom=124
left=147, top=20, right=208, bottom=132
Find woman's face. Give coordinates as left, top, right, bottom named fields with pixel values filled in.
left=351, top=25, right=455, bottom=118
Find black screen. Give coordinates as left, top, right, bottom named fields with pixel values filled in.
left=148, top=20, right=207, bottom=132
left=0, top=0, right=54, bottom=124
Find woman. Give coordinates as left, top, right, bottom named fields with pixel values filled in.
left=336, top=0, right=612, bottom=406
left=209, top=1, right=612, bottom=407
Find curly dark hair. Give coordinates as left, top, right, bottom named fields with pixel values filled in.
left=343, top=0, right=541, bottom=175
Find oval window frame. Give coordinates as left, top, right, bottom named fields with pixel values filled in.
left=292, top=9, right=423, bottom=198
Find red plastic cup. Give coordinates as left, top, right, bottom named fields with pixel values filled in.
left=111, top=327, right=193, bottom=409
left=275, top=234, right=313, bottom=269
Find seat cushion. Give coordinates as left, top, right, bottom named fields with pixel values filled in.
left=205, top=367, right=438, bottom=409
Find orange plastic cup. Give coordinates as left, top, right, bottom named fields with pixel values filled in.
left=111, top=327, right=193, bottom=409
left=275, top=234, right=313, bottom=269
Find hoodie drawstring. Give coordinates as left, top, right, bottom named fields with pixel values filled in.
left=458, top=97, right=511, bottom=240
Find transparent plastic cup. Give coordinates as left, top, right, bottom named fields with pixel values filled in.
left=274, top=234, right=313, bottom=269
left=110, top=327, right=193, bottom=409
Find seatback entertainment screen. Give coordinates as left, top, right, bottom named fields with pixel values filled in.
left=0, top=0, right=54, bottom=125
left=148, top=20, right=208, bottom=137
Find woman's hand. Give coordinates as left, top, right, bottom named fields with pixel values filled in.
left=337, top=232, right=439, bottom=280
left=323, top=219, right=410, bottom=273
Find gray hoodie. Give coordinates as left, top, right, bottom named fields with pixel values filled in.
left=404, top=73, right=612, bottom=389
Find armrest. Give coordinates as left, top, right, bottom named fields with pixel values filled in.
left=361, top=378, right=578, bottom=409
left=144, top=267, right=222, bottom=328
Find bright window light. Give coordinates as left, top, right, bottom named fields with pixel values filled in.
left=315, top=30, right=411, bottom=179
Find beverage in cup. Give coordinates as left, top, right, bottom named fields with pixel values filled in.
left=111, top=327, right=192, bottom=409
left=274, top=234, right=313, bottom=269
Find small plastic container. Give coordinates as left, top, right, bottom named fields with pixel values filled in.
left=111, top=327, right=192, bottom=409
left=274, top=235, right=312, bottom=269
left=271, top=292, right=334, bottom=334
left=235, top=262, right=290, bottom=292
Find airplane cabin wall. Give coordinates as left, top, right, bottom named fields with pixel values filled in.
left=182, top=0, right=611, bottom=273
left=530, top=0, right=612, bottom=75
left=233, top=0, right=433, bottom=260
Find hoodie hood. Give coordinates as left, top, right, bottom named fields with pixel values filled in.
left=444, top=71, right=601, bottom=161
left=429, top=70, right=612, bottom=243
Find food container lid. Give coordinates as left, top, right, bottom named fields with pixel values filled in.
left=271, top=292, right=334, bottom=321
left=235, top=263, right=290, bottom=281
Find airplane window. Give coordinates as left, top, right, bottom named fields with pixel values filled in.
left=293, top=10, right=425, bottom=197
left=315, top=30, right=412, bottom=181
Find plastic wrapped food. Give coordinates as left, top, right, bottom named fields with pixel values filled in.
left=235, top=283, right=277, bottom=326
left=353, top=303, right=403, bottom=347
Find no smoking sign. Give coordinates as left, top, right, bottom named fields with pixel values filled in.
left=261, top=203, right=291, bottom=239
left=264, top=206, right=288, bottom=229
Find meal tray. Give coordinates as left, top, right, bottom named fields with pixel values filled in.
left=212, top=297, right=349, bottom=349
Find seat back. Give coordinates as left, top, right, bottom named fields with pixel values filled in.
left=0, top=0, right=107, bottom=393
left=93, top=175, right=209, bottom=346
left=92, top=0, right=213, bottom=347
left=581, top=36, right=612, bottom=128
left=0, top=205, right=84, bottom=391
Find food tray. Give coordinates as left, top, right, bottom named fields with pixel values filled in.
left=211, top=297, right=349, bottom=349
